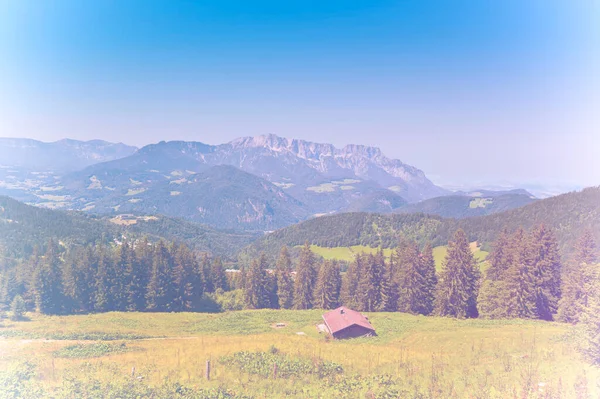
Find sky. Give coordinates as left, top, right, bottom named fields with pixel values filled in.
left=0, top=1, right=598, bottom=190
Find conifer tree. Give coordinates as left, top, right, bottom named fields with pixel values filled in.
left=578, top=263, right=600, bottom=364
left=485, top=229, right=512, bottom=281
left=111, top=240, right=132, bottom=311
left=340, top=254, right=362, bottom=309
left=32, top=240, right=65, bottom=315
left=314, top=260, right=341, bottom=309
left=201, top=254, right=214, bottom=294
left=357, top=253, right=384, bottom=312
left=396, top=241, right=430, bottom=315
left=293, top=243, right=317, bottom=310
left=380, top=252, right=399, bottom=312
left=558, top=232, right=598, bottom=323
left=146, top=241, right=174, bottom=312
left=275, top=246, right=294, bottom=309
left=527, top=225, right=562, bottom=320
left=171, top=244, right=194, bottom=312
left=435, top=229, right=480, bottom=318
left=211, top=257, right=228, bottom=292
left=93, top=245, right=112, bottom=312
left=419, top=242, right=438, bottom=315
left=244, top=254, right=269, bottom=309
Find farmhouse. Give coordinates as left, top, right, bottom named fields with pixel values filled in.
left=322, top=306, right=376, bottom=339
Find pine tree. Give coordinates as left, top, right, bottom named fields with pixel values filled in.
left=171, top=244, right=194, bottom=312
left=357, top=253, right=384, bottom=312
left=146, top=241, right=174, bottom=312
left=527, top=225, right=562, bottom=320
left=340, top=254, right=362, bottom=309
left=275, top=246, right=294, bottom=309
left=10, top=295, right=26, bottom=321
left=211, top=257, right=228, bottom=292
left=485, top=229, right=512, bottom=281
left=419, top=242, right=437, bottom=315
left=314, top=260, right=341, bottom=309
left=111, top=240, right=132, bottom=311
left=558, top=232, right=598, bottom=323
left=93, top=245, right=112, bottom=312
left=396, top=241, right=430, bottom=315
left=201, top=254, right=214, bottom=294
left=293, top=243, right=317, bottom=310
left=578, top=263, right=600, bottom=364
left=244, top=254, right=269, bottom=309
left=380, top=253, right=399, bottom=312
left=32, top=240, right=65, bottom=315
left=435, top=230, right=480, bottom=318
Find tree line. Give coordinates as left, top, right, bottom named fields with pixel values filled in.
left=0, top=238, right=231, bottom=314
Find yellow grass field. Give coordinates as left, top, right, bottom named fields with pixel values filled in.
left=0, top=310, right=597, bottom=398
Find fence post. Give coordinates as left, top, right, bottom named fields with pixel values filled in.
left=205, top=360, right=211, bottom=380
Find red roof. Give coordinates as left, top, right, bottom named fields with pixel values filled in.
left=322, top=306, right=375, bottom=334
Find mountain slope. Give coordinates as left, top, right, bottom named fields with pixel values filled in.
left=0, top=196, right=257, bottom=259
left=395, top=193, right=536, bottom=218
left=62, top=165, right=310, bottom=231
left=245, top=187, right=600, bottom=259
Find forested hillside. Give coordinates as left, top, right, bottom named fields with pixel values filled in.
left=0, top=196, right=256, bottom=259
left=394, top=193, right=536, bottom=218
left=246, top=187, right=600, bottom=259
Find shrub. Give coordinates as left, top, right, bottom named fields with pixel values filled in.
left=53, top=342, right=135, bottom=359
left=10, top=295, right=27, bottom=321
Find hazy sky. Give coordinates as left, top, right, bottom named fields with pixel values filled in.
left=0, top=1, right=598, bottom=188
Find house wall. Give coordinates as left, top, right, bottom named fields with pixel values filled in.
left=332, top=325, right=375, bottom=339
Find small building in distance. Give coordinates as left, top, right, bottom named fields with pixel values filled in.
left=322, top=306, right=376, bottom=339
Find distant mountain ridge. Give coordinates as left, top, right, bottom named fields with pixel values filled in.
left=0, top=138, right=138, bottom=171
left=0, top=134, right=545, bottom=232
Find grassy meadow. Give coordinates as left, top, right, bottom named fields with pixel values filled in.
left=0, top=310, right=597, bottom=398
left=309, top=243, right=489, bottom=272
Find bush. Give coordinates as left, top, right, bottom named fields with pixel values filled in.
left=52, top=342, right=134, bottom=359
left=10, top=295, right=27, bottom=321
left=212, top=289, right=245, bottom=311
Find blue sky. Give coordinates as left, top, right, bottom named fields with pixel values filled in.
left=0, top=1, right=598, bottom=189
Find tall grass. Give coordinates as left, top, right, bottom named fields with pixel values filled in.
left=0, top=310, right=597, bottom=398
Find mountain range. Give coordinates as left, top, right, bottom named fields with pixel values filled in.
left=0, top=135, right=539, bottom=231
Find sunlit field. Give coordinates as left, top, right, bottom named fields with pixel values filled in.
left=1, top=310, right=597, bottom=398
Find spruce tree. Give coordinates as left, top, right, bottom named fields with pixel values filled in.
left=397, top=241, right=429, bottom=315
left=419, top=242, right=437, bottom=315
left=435, top=229, right=480, bottom=318
left=293, top=243, right=317, bottom=310
left=244, top=254, right=269, bottom=309
left=340, top=254, right=362, bottom=309
left=111, top=240, right=132, bottom=311
left=146, top=241, right=174, bottom=312
left=558, top=232, right=598, bottom=323
left=380, top=252, right=399, bottom=312
left=93, top=245, right=112, bottom=312
left=578, top=263, right=600, bottom=364
left=33, top=240, right=65, bottom=315
left=485, top=229, right=512, bottom=281
left=357, top=253, right=384, bottom=312
left=211, top=257, right=228, bottom=292
left=314, top=260, right=341, bottom=309
left=527, top=225, right=562, bottom=320
left=201, top=254, right=214, bottom=294
left=275, top=246, right=294, bottom=309
left=171, top=244, right=194, bottom=312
